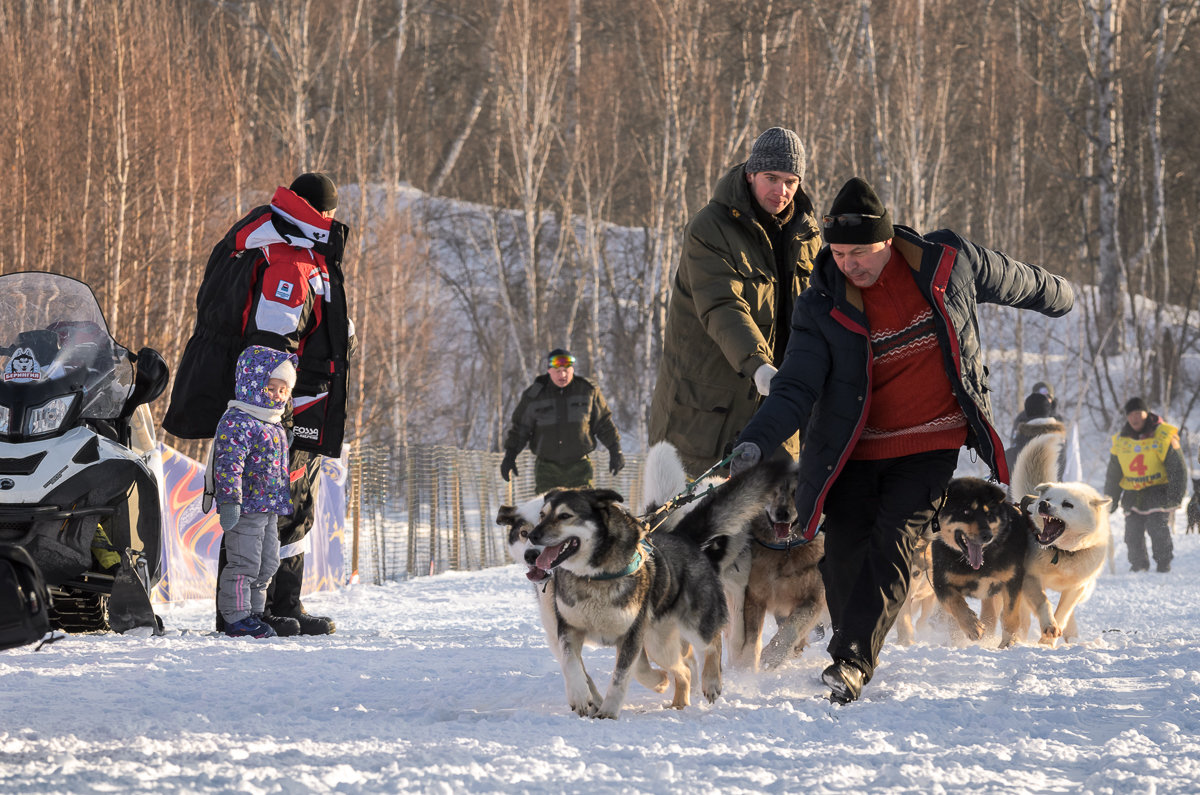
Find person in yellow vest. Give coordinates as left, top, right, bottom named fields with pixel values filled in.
left=1103, top=397, right=1186, bottom=572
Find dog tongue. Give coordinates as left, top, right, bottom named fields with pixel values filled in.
left=526, top=565, right=550, bottom=582
left=536, top=542, right=567, bottom=571
left=774, top=522, right=792, bottom=539
left=966, top=539, right=984, bottom=570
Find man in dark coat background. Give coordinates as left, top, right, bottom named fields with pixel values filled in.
left=500, top=349, right=624, bottom=495
left=1104, top=397, right=1186, bottom=573
left=731, top=177, right=1074, bottom=704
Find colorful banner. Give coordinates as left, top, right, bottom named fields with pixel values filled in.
left=152, top=444, right=347, bottom=603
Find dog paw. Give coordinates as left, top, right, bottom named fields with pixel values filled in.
left=966, top=619, right=986, bottom=641
left=594, top=697, right=623, bottom=719
left=702, top=683, right=721, bottom=704
left=1039, top=624, right=1062, bottom=645
left=636, top=669, right=670, bottom=693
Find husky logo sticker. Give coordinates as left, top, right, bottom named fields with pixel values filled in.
left=274, top=280, right=295, bottom=301
left=4, top=347, right=42, bottom=383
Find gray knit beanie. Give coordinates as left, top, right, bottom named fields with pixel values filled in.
left=745, top=127, right=806, bottom=179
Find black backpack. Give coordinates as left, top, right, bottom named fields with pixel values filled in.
left=0, top=544, right=53, bottom=651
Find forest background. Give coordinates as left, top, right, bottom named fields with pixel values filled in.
left=2, top=0, right=1199, bottom=459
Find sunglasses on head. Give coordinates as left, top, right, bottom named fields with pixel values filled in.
left=549, top=355, right=576, bottom=369
left=822, top=213, right=882, bottom=229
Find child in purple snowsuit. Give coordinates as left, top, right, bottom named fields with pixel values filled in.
left=209, top=345, right=297, bottom=638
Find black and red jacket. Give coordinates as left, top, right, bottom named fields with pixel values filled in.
left=163, top=186, right=353, bottom=457
left=736, top=225, right=1074, bottom=539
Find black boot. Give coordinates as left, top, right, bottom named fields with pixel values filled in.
left=260, top=612, right=302, bottom=637
left=291, top=610, right=336, bottom=636
left=822, top=659, right=866, bottom=704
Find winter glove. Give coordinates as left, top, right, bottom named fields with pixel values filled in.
left=500, top=452, right=519, bottom=482
left=609, top=449, right=625, bottom=476
left=729, top=442, right=762, bottom=478
left=217, top=503, right=242, bottom=532
left=753, top=363, right=777, bottom=397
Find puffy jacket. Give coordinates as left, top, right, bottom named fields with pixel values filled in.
left=163, top=186, right=353, bottom=457
left=737, top=225, right=1075, bottom=537
left=649, top=163, right=821, bottom=470
left=212, top=346, right=296, bottom=514
left=1104, top=413, right=1187, bottom=512
left=504, top=374, right=620, bottom=465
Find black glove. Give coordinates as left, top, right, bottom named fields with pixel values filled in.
left=729, top=442, right=762, bottom=478
left=609, top=449, right=625, bottom=476
left=500, top=452, right=518, bottom=482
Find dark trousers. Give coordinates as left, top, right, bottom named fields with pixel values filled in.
left=533, top=457, right=593, bottom=494
left=1124, top=510, right=1173, bottom=571
left=216, top=449, right=321, bottom=626
left=819, top=449, right=958, bottom=681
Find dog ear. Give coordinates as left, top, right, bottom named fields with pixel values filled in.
left=588, top=488, right=625, bottom=506
left=496, top=505, right=517, bottom=525
left=1034, top=482, right=1052, bottom=496
left=985, top=481, right=1007, bottom=502
left=1091, top=495, right=1113, bottom=510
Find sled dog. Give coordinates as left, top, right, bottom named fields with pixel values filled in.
left=931, top=477, right=1031, bottom=648
left=496, top=500, right=668, bottom=698
left=527, top=463, right=790, bottom=719
left=1010, top=432, right=1111, bottom=646
left=1186, top=480, right=1200, bottom=535
left=894, top=527, right=938, bottom=645
left=730, top=462, right=827, bottom=671
left=639, top=443, right=819, bottom=671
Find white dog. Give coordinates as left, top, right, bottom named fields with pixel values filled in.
left=1009, top=432, right=1111, bottom=646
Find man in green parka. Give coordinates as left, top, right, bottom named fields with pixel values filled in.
left=501, top=349, right=624, bottom=493
left=649, top=126, right=822, bottom=476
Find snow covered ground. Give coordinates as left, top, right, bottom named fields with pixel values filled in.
left=2, top=510, right=1198, bottom=794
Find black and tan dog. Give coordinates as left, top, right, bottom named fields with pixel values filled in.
left=931, top=477, right=1031, bottom=648
left=725, top=462, right=827, bottom=671
left=526, top=464, right=787, bottom=719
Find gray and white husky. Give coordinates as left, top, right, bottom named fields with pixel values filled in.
left=496, top=499, right=669, bottom=700
left=526, top=461, right=792, bottom=719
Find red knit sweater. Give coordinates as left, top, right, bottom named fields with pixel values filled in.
left=852, top=250, right=967, bottom=460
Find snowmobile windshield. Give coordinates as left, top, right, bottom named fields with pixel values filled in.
left=0, top=272, right=134, bottom=423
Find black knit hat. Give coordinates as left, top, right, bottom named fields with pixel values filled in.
left=1024, top=392, right=1052, bottom=420
left=745, top=127, right=806, bottom=179
left=289, top=172, right=338, bottom=212
left=1123, top=396, right=1149, bottom=414
left=822, top=177, right=894, bottom=245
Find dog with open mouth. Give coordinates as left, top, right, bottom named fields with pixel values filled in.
left=731, top=460, right=828, bottom=671
left=1010, top=431, right=1112, bottom=647
left=931, top=477, right=1031, bottom=647
left=637, top=443, right=819, bottom=672
left=496, top=498, right=668, bottom=700
left=526, top=461, right=790, bottom=719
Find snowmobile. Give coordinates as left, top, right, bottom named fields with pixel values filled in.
left=0, top=272, right=168, bottom=634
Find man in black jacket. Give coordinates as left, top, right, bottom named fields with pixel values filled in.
left=164, top=172, right=353, bottom=636
left=731, top=178, right=1074, bottom=703
left=500, top=349, right=624, bottom=494
left=1104, top=397, right=1185, bottom=573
